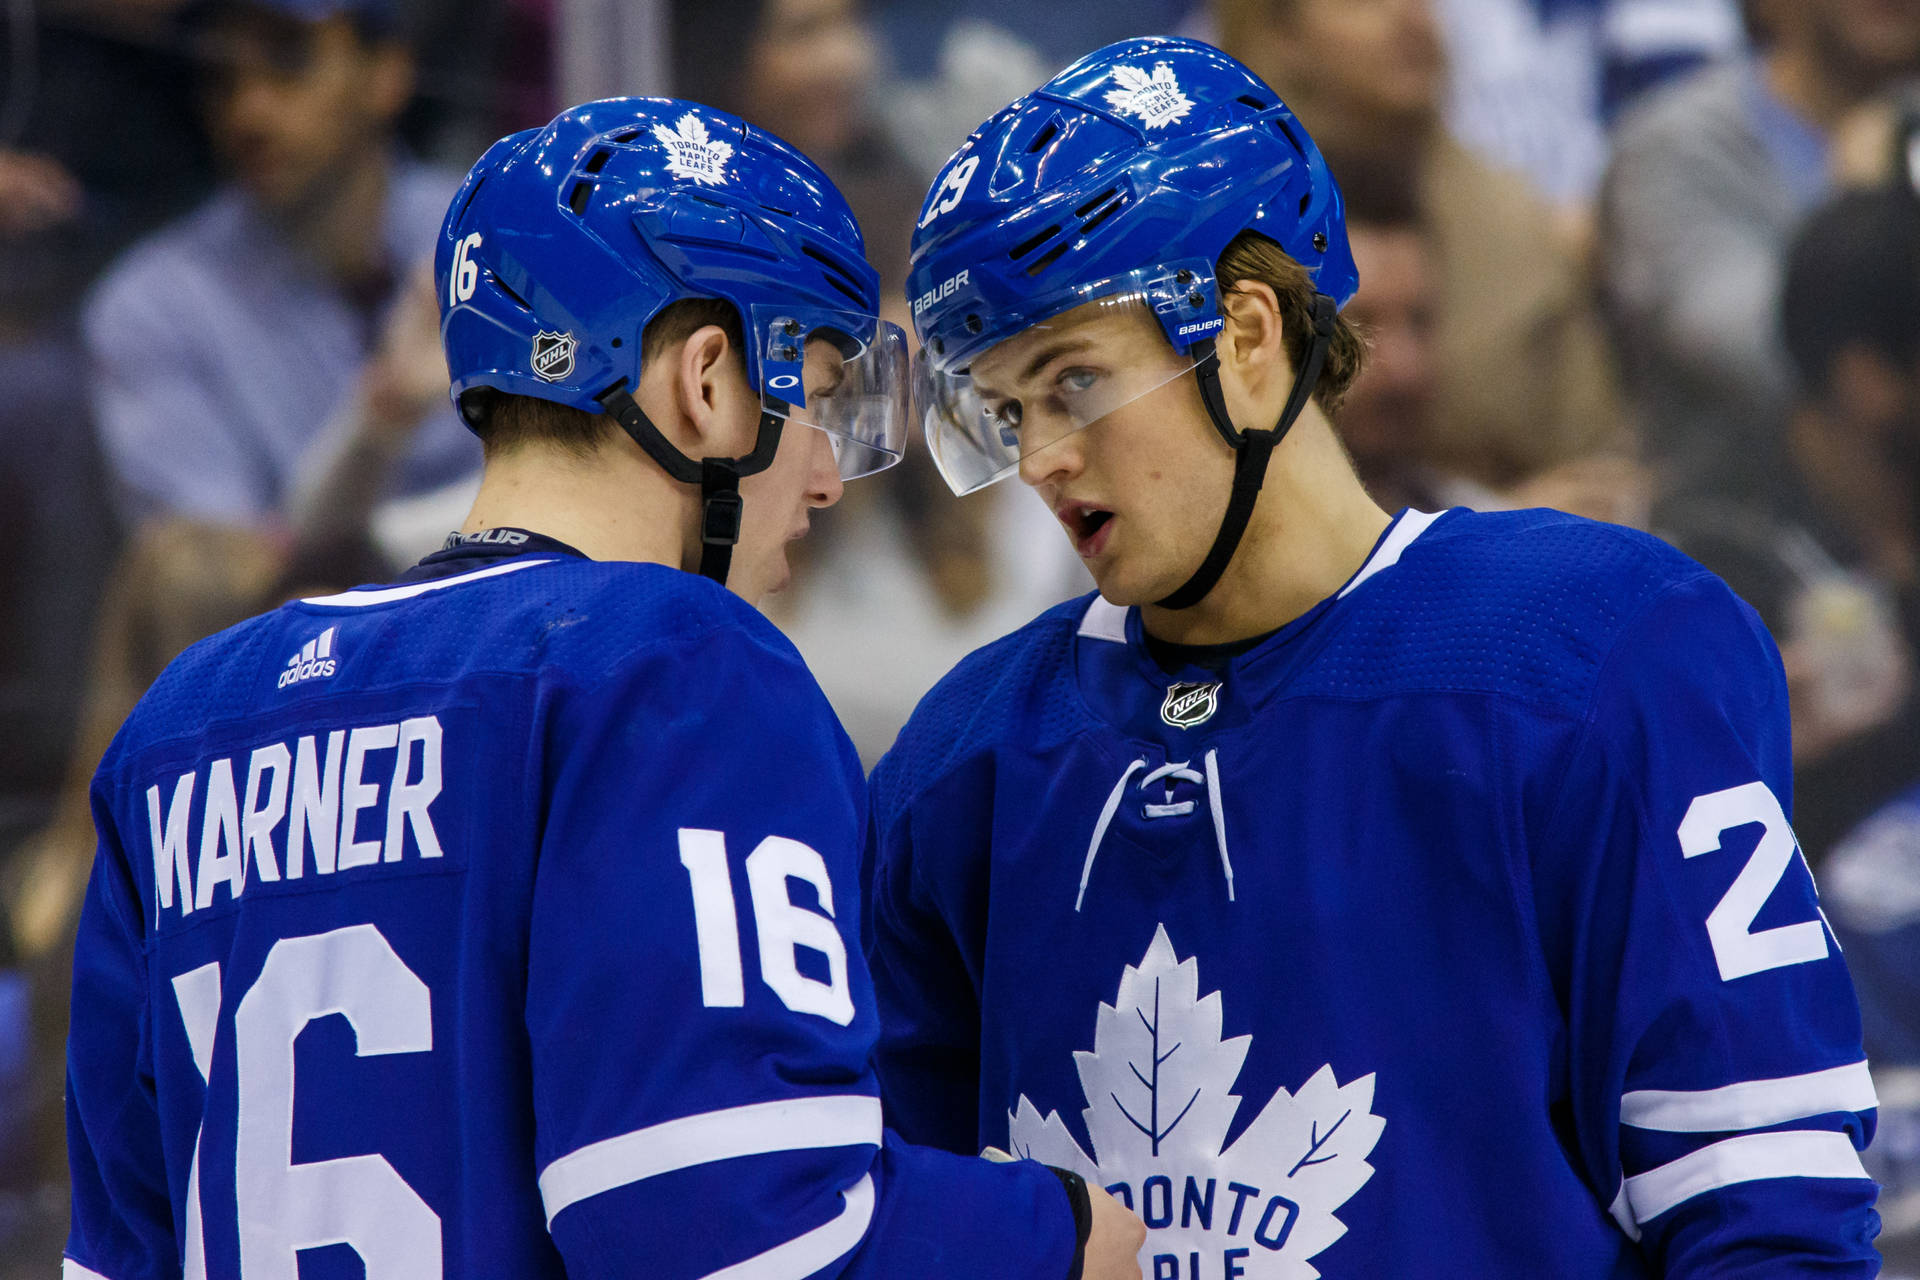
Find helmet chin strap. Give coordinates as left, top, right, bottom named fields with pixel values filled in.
left=595, top=384, right=785, bottom=586
left=1155, top=293, right=1337, bottom=611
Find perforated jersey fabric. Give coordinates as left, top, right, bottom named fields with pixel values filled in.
left=868, top=507, right=1880, bottom=1278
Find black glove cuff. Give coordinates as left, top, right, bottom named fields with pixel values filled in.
left=1046, top=1165, right=1093, bottom=1280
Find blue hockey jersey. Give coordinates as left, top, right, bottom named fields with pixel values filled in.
left=866, top=507, right=1882, bottom=1278
left=64, top=538, right=1077, bottom=1280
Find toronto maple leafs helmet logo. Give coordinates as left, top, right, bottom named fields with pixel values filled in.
left=653, top=112, right=734, bottom=186
left=1008, top=926, right=1383, bottom=1278
left=1104, top=62, right=1196, bottom=130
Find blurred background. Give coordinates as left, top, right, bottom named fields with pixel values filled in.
left=2, top=0, right=1919, bottom=1271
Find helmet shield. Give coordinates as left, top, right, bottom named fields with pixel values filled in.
left=914, top=262, right=1216, bottom=495
left=753, top=305, right=911, bottom=481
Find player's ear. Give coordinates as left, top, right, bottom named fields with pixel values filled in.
left=1217, top=280, right=1288, bottom=405
left=674, top=324, right=757, bottom=455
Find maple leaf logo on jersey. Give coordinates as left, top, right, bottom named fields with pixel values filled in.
left=1104, top=62, right=1195, bottom=130
left=653, top=112, right=733, bottom=186
left=1008, top=926, right=1383, bottom=1278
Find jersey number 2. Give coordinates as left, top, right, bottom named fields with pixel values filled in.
left=171, top=925, right=441, bottom=1278
left=678, top=828, right=855, bottom=1026
left=1678, top=781, right=1830, bottom=982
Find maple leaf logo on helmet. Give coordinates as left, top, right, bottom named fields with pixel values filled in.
left=1103, top=61, right=1194, bottom=130
left=653, top=112, right=734, bottom=186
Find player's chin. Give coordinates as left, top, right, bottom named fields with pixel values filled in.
left=1086, top=554, right=1168, bottom=609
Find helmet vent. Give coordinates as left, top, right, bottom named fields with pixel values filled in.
left=1025, top=242, right=1070, bottom=276
left=1274, top=116, right=1304, bottom=155
left=453, top=174, right=489, bottom=226
left=1078, top=199, right=1124, bottom=237
left=584, top=148, right=612, bottom=174
left=1237, top=95, right=1269, bottom=111
left=1074, top=187, right=1119, bottom=218
left=569, top=181, right=595, bottom=214
left=1009, top=224, right=1062, bottom=260
left=802, top=244, right=867, bottom=306
left=492, top=274, right=532, bottom=312
left=611, top=129, right=640, bottom=143
left=1027, top=119, right=1060, bottom=153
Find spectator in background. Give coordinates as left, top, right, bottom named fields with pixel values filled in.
left=1216, top=0, right=1633, bottom=504
left=84, top=0, right=478, bottom=544
left=1340, top=207, right=1652, bottom=525
left=1796, top=171, right=1920, bottom=1275
left=1432, top=0, right=1745, bottom=212
left=1773, top=177, right=1920, bottom=861
left=1601, top=0, right=1920, bottom=520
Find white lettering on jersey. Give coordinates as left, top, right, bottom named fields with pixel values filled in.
left=145, top=716, right=446, bottom=922
left=1007, top=925, right=1383, bottom=1277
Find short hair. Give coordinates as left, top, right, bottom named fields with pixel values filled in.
left=1215, top=229, right=1367, bottom=414
left=465, top=297, right=745, bottom=459
left=1781, top=187, right=1920, bottom=395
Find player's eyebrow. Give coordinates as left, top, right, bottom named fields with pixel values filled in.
left=977, top=334, right=1098, bottom=400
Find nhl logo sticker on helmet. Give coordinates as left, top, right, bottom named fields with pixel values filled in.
left=1160, top=680, right=1221, bottom=728
left=653, top=112, right=734, bottom=186
left=1103, top=62, right=1194, bottom=130
left=531, top=331, right=577, bottom=382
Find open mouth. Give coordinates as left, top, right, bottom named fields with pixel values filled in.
left=1059, top=503, right=1116, bottom=553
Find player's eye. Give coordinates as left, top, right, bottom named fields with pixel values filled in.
left=1057, top=368, right=1101, bottom=395
left=984, top=399, right=1023, bottom=449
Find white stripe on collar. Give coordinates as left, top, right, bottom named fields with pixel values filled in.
left=1074, top=508, right=1446, bottom=641
left=1077, top=597, right=1130, bottom=644
left=301, top=558, right=556, bottom=608
left=1338, top=508, right=1447, bottom=599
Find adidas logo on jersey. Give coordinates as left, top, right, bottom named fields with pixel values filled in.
left=278, top=626, right=339, bottom=689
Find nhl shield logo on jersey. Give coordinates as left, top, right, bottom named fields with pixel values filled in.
left=1007, top=926, right=1383, bottom=1278
left=653, top=111, right=735, bottom=186
left=1104, top=62, right=1195, bottom=130
left=1161, top=682, right=1222, bottom=729
left=531, top=330, right=576, bottom=382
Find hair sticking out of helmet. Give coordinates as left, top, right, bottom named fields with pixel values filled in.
left=905, top=37, right=1358, bottom=609
left=436, top=97, right=913, bottom=586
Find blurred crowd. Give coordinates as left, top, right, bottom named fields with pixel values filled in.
left=3, top=0, right=1919, bottom=1270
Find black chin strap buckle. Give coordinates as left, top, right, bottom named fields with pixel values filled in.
left=698, top=458, right=744, bottom=583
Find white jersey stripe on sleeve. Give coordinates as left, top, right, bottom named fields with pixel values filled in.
left=706, top=1173, right=876, bottom=1280
left=538, top=1094, right=882, bottom=1227
left=1621, top=1060, right=1878, bottom=1132
left=1623, top=1129, right=1870, bottom=1226
left=64, top=1259, right=114, bottom=1280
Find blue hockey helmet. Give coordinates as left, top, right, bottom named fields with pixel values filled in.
left=906, top=37, right=1355, bottom=608
left=437, top=97, right=911, bottom=583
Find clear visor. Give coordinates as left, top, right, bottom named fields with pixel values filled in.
left=753, top=305, right=912, bottom=481
left=915, top=287, right=1208, bottom=496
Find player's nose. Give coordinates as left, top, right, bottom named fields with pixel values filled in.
left=1017, top=429, right=1084, bottom=490
left=809, top=429, right=844, bottom=509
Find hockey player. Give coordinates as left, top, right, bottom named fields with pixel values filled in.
left=62, top=98, right=1143, bottom=1280
left=870, top=37, right=1884, bottom=1277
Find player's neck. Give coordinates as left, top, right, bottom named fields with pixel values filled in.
left=1139, top=413, right=1390, bottom=647
left=457, top=440, right=693, bottom=568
